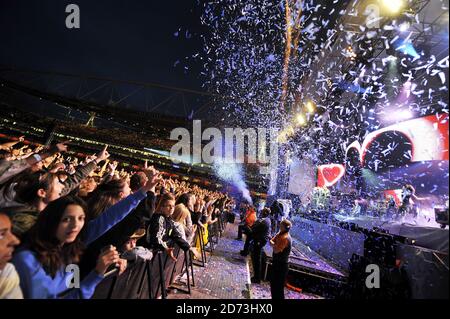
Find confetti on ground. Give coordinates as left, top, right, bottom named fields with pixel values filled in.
left=168, top=221, right=251, bottom=299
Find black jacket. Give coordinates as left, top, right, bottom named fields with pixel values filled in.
left=270, top=201, right=283, bottom=219
left=147, top=213, right=190, bottom=251
left=251, top=217, right=271, bottom=244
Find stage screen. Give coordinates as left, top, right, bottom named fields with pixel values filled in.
left=318, top=114, right=449, bottom=199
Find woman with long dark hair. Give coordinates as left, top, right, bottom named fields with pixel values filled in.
left=12, top=169, right=159, bottom=299
left=79, top=177, right=144, bottom=277
left=6, top=171, right=64, bottom=237
left=87, top=178, right=131, bottom=220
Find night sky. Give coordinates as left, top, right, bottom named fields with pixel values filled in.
left=0, top=0, right=205, bottom=93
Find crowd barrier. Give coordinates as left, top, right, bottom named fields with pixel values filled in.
left=91, top=210, right=231, bottom=299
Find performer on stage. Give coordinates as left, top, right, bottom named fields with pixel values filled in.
left=385, top=195, right=397, bottom=218
left=351, top=197, right=368, bottom=216
left=269, top=219, right=292, bottom=300
left=397, top=184, right=428, bottom=218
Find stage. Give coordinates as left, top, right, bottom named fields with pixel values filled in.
left=286, top=215, right=449, bottom=299
left=333, top=214, right=449, bottom=253
left=263, top=235, right=347, bottom=298
left=264, top=237, right=347, bottom=278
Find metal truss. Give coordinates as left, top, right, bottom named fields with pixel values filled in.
left=0, top=66, right=218, bottom=121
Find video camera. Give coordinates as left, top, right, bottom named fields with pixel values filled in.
left=434, top=207, right=449, bottom=229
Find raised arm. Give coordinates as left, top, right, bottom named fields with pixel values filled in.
left=84, top=165, right=161, bottom=245
left=60, top=161, right=97, bottom=196
left=0, top=142, right=68, bottom=185
left=60, top=146, right=110, bottom=196
left=84, top=190, right=147, bottom=245
left=0, top=136, right=24, bottom=151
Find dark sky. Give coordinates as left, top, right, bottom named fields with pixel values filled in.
left=0, top=0, right=205, bottom=91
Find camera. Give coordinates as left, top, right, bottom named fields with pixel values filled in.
left=434, top=207, right=449, bottom=229
left=101, top=245, right=120, bottom=277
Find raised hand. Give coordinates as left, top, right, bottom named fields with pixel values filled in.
left=142, top=166, right=162, bottom=192
left=55, top=141, right=70, bottom=153
left=108, top=160, right=118, bottom=172
left=84, top=154, right=97, bottom=164
left=96, top=145, right=110, bottom=163
left=34, top=145, right=44, bottom=153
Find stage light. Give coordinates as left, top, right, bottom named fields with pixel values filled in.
left=384, top=108, right=413, bottom=123
left=380, top=0, right=404, bottom=14
left=398, top=109, right=413, bottom=119
left=296, top=113, right=306, bottom=126
left=305, top=101, right=315, bottom=113
left=345, top=46, right=357, bottom=61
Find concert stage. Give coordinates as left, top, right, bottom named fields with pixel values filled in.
left=333, top=214, right=449, bottom=253
left=264, top=234, right=348, bottom=298
left=284, top=215, right=449, bottom=299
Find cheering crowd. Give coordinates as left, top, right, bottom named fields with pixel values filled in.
left=0, top=135, right=234, bottom=299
